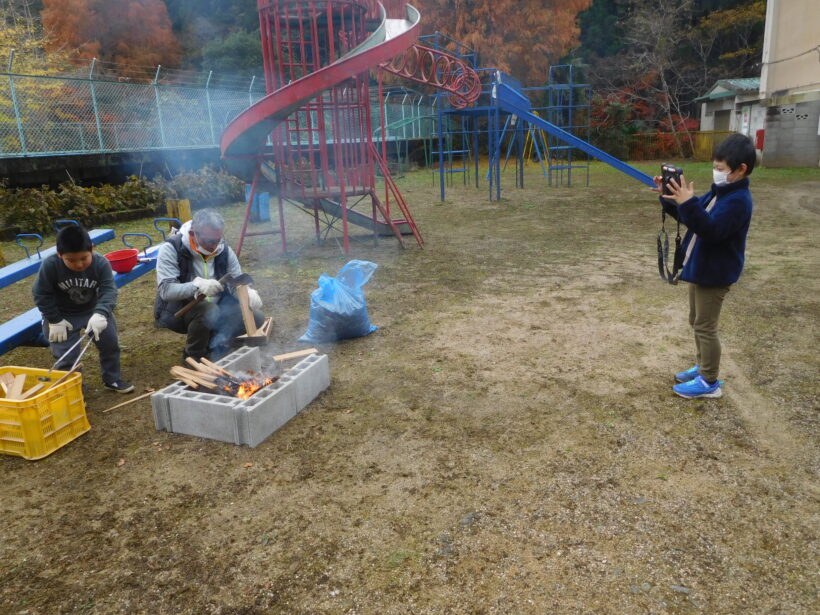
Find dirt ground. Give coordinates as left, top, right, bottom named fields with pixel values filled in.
left=1, top=161, right=818, bottom=614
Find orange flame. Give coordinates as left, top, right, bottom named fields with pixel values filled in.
left=223, top=376, right=276, bottom=399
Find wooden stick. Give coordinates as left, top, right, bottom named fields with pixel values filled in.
left=235, top=285, right=259, bottom=336
left=7, top=374, right=27, bottom=399
left=48, top=363, right=82, bottom=390
left=19, top=383, right=44, bottom=399
left=0, top=372, right=14, bottom=387
left=173, top=366, right=217, bottom=382
left=170, top=367, right=217, bottom=389
left=174, top=273, right=233, bottom=318
left=184, top=357, right=222, bottom=376
left=0, top=382, right=7, bottom=397
left=199, top=357, right=236, bottom=378
left=169, top=367, right=201, bottom=389
left=102, top=389, right=156, bottom=413
left=273, top=348, right=319, bottom=363
left=170, top=371, right=199, bottom=389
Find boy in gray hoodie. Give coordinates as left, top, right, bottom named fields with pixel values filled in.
left=32, top=224, right=134, bottom=393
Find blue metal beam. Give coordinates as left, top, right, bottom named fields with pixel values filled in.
left=0, top=229, right=115, bottom=291
left=0, top=242, right=163, bottom=356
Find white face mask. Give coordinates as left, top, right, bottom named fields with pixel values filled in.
left=713, top=169, right=730, bottom=185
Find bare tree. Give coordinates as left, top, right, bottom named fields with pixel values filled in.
left=620, top=0, right=705, bottom=156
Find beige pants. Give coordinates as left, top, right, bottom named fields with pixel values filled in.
left=688, top=283, right=730, bottom=382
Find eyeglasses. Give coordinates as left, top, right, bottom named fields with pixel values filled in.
left=194, top=231, right=222, bottom=250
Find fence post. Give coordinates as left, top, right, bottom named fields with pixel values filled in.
left=383, top=91, right=391, bottom=144
left=7, top=50, right=27, bottom=154
left=205, top=70, right=216, bottom=145
left=89, top=58, right=104, bottom=150
left=248, top=75, right=256, bottom=107
left=153, top=65, right=166, bottom=147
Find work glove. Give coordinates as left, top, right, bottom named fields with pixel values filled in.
left=192, top=276, right=223, bottom=297
left=86, top=313, right=108, bottom=341
left=48, top=319, right=73, bottom=343
left=248, top=287, right=263, bottom=310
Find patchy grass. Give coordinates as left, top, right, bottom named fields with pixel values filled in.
left=0, top=160, right=818, bottom=615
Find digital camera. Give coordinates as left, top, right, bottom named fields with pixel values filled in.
left=660, top=163, right=684, bottom=197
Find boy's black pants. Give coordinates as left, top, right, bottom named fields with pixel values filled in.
left=43, top=312, right=122, bottom=385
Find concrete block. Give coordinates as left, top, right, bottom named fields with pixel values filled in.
left=285, top=354, right=331, bottom=411
left=164, top=391, right=244, bottom=444
left=150, top=347, right=330, bottom=447
left=151, top=381, right=189, bottom=432
left=216, top=345, right=261, bottom=374
left=237, top=378, right=299, bottom=447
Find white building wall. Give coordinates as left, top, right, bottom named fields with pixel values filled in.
left=759, top=0, right=820, bottom=166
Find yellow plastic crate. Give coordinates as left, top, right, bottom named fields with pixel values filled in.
left=0, top=366, right=89, bottom=460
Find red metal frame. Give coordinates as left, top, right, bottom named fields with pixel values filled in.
left=223, top=1, right=479, bottom=254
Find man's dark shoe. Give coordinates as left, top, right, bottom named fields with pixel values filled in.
left=104, top=379, right=135, bottom=394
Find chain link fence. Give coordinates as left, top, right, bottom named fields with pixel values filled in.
left=0, top=71, right=434, bottom=158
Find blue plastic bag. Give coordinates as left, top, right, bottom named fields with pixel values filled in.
left=298, top=260, right=378, bottom=343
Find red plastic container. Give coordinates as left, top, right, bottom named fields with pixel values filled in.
left=104, top=248, right=139, bottom=273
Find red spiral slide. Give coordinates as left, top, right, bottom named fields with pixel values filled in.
left=221, top=2, right=434, bottom=253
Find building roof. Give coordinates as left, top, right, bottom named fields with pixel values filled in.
left=695, top=78, right=761, bottom=102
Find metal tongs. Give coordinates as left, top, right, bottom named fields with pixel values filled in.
left=41, top=330, right=95, bottom=382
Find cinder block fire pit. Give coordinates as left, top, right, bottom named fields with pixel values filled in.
left=151, top=346, right=329, bottom=447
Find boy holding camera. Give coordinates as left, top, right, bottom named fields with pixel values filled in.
left=654, top=133, right=756, bottom=399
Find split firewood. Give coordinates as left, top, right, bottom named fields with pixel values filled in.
left=184, top=357, right=223, bottom=377
left=199, top=357, right=237, bottom=379
left=7, top=374, right=27, bottom=399
left=170, top=371, right=199, bottom=389
left=169, top=367, right=201, bottom=389
left=0, top=382, right=7, bottom=397
left=173, top=366, right=217, bottom=382
left=19, top=383, right=45, bottom=399
left=170, top=367, right=217, bottom=389
left=0, top=372, right=14, bottom=388
left=272, top=348, right=319, bottom=363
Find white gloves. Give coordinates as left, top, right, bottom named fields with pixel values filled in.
left=48, top=319, right=73, bottom=343
left=192, top=276, right=223, bottom=297
left=86, top=313, right=108, bottom=340
left=248, top=288, right=263, bottom=310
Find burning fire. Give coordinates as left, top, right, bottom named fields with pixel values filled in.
left=226, top=375, right=277, bottom=399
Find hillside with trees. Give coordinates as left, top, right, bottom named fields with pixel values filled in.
left=575, top=0, right=766, bottom=156
left=8, top=0, right=766, bottom=149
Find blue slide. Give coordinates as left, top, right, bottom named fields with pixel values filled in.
left=491, top=71, right=655, bottom=187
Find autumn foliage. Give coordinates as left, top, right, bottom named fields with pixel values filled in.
left=416, top=0, right=592, bottom=85
left=42, top=0, right=180, bottom=68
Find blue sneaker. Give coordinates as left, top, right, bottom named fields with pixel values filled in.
left=673, top=375, right=723, bottom=399
left=675, top=365, right=700, bottom=383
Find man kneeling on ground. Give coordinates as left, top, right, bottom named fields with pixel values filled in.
left=154, top=209, right=264, bottom=361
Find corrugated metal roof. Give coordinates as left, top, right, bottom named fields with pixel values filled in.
left=717, top=78, right=760, bottom=92
left=695, top=78, right=760, bottom=101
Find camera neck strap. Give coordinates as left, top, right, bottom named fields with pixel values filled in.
left=657, top=209, right=683, bottom=284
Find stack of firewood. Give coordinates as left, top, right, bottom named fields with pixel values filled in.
left=168, top=348, right=318, bottom=398
left=1, top=371, right=47, bottom=400
left=169, top=357, right=250, bottom=393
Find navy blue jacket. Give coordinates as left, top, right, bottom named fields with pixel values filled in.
left=661, top=177, right=753, bottom=286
